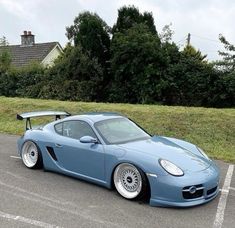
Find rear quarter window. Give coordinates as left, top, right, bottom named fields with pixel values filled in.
left=54, top=123, right=63, bottom=135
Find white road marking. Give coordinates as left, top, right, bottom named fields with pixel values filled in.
left=0, top=180, right=76, bottom=207
left=10, top=156, right=21, bottom=159
left=0, top=210, right=61, bottom=228
left=229, top=187, right=235, bottom=191
left=219, top=189, right=229, bottom=193
left=4, top=171, right=23, bottom=180
left=0, top=180, right=119, bottom=227
left=213, top=165, right=234, bottom=228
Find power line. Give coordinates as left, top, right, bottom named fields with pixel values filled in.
left=175, top=33, right=224, bottom=56
left=190, top=34, right=221, bottom=44
left=176, top=36, right=187, bottom=44
left=201, top=50, right=219, bottom=53
left=176, top=33, right=222, bottom=46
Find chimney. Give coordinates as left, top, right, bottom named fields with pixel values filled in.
left=21, top=31, right=35, bottom=46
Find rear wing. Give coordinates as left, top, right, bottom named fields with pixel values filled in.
left=17, top=111, right=71, bottom=130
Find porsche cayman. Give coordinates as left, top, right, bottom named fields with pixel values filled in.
left=16, top=111, right=220, bottom=207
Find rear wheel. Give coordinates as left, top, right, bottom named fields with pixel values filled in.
left=113, top=163, right=147, bottom=200
left=21, top=141, right=42, bottom=169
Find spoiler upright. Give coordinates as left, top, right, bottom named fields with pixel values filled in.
left=17, top=111, right=71, bottom=130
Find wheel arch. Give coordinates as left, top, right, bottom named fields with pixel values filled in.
left=20, top=139, right=44, bottom=169
left=19, top=138, right=40, bottom=156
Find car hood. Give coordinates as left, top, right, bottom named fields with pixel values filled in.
left=118, top=136, right=210, bottom=172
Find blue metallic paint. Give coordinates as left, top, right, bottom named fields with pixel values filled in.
left=148, top=162, right=219, bottom=207
left=17, top=113, right=220, bottom=207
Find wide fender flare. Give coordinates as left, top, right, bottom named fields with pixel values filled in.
left=104, top=149, right=167, bottom=188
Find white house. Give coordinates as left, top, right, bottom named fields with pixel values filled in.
left=0, top=31, right=63, bottom=68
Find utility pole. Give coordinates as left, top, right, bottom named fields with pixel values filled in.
left=186, top=33, right=191, bottom=46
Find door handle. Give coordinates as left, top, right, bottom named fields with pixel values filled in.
left=55, top=143, right=63, bottom=148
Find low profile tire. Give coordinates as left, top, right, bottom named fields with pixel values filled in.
left=113, top=163, right=148, bottom=200
left=21, top=141, right=42, bottom=169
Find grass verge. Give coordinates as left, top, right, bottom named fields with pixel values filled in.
left=0, top=96, right=234, bottom=163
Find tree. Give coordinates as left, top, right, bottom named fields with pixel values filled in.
left=110, top=23, right=164, bottom=103
left=211, top=34, right=235, bottom=106
left=183, top=44, right=207, bottom=62
left=158, top=42, right=181, bottom=104
left=0, top=36, right=9, bottom=46
left=0, top=50, right=11, bottom=72
left=217, top=34, right=235, bottom=72
left=110, top=6, right=163, bottom=103
left=66, top=12, right=111, bottom=99
left=159, top=23, right=174, bottom=43
left=159, top=43, right=214, bottom=106
left=205, top=69, right=235, bottom=107
left=112, top=5, right=157, bottom=34
left=66, top=12, right=110, bottom=68
left=15, top=62, right=46, bottom=98
left=39, top=44, right=104, bottom=101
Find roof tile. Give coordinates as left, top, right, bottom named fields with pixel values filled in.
left=0, top=42, right=59, bottom=67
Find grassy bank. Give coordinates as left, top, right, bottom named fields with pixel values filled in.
left=0, top=96, right=234, bottom=163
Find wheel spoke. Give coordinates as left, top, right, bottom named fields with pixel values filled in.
left=21, top=141, right=38, bottom=168
left=114, top=163, right=142, bottom=199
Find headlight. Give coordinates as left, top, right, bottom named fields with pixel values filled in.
left=197, top=147, right=210, bottom=160
left=159, top=159, right=184, bottom=176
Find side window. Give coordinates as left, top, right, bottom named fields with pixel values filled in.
left=55, top=122, right=63, bottom=135
left=61, top=120, right=96, bottom=140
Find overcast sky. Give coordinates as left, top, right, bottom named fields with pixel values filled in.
left=0, top=0, right=234, bottom=61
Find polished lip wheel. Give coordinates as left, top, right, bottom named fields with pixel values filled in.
left=21, top=141, right=39, bottom=168
left=114, top=163, right=142, bottom=199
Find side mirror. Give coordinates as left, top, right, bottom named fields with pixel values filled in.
left=79, top=136, right=98, bottom=144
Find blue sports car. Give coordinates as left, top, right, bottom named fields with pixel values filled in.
left=17, top=111, right=220, bottom=207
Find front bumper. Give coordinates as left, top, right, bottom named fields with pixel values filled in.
left=148, top=163, right=220, bottom=207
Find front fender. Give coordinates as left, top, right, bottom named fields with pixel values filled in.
left=104, top=145, right=167, bottom=188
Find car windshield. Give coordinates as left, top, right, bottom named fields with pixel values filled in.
left=94, top=118, right=151, bottom=144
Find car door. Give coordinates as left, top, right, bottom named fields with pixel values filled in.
left=53, top=120, right=105, bottom=181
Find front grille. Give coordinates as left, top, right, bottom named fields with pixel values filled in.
left=207, top=186, right=217, bottom=196
left=182, top=184, right=204, bottom=199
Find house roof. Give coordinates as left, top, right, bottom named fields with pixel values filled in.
left=0, top=42, right=61, bottom=67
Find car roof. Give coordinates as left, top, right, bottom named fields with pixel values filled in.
left=62, top=112, right=125, bottom=123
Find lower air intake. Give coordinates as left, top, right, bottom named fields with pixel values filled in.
left=182, top=184, right=204, bottom=199
left=46, top=146, right=57, bottom=161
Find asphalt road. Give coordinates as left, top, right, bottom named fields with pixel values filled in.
left=0, top=134, right=234, bottom=228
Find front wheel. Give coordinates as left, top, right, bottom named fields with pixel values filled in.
left=113, top=163, right=147, bottom=200
left=21, top=141, right=42, bottom=169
